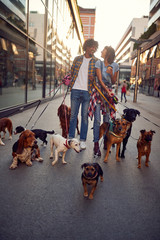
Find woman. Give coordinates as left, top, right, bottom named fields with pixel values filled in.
left=93, top=46, right=119, bottom=156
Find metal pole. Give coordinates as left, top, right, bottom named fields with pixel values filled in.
left=133, top=47, right=140, bottom=103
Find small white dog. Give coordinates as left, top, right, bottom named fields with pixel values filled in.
left=50, top=133, right=80, bottom=166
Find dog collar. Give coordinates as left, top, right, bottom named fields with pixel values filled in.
left=63, top=140, right=70, bottom=149
left=109, top=131, right=124, bottom=138
left=82, top=172, right=98, bottom=180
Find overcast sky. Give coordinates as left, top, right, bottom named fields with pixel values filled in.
left=77, top=0, right=150, bottom=57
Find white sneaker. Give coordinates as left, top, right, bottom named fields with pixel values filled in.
left=80, top=141, right=86, bottom=150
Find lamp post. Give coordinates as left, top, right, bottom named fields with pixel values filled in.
left=130, top=38, right=152, bottom=103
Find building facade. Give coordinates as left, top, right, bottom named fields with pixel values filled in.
left=130, top=0, right=160, bottom=97
left=0, top=0, right=84, bottom=117
left=115, top=17, right=148, bottom=83
left=78, top=6, right=96, bottom=40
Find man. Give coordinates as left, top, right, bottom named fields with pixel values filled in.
left=69, top=39, right=98, bottom=150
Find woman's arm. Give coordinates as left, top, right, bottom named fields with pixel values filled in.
left=96, top=68, right=112, bottom=96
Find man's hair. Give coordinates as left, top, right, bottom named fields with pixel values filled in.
left=83, top=39, right=98, bottom=52
left=104, top=46, right=115, bottom=64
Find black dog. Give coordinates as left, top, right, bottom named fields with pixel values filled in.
left=81, top=163, right=103, bottom=199
left=119, top=108, right=140, bottom=158
left=14, top=126, right=54, bottom=146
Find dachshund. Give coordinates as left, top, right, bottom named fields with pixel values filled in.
left=10, top=130, right=43, bottom=169
left=57, top=104, right=80, bottom=138
left=0, top=118, right=13, bottom=145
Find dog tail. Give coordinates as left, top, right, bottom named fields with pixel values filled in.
left=46, top=130, right=55, bottom=134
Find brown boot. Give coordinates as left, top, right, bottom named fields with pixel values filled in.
left=94, top=142, right=101, bottom=157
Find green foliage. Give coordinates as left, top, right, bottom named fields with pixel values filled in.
left=133, top=23, right=156, bottom=50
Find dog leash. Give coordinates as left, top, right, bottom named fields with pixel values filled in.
left=93, top=82, right=117, bottom=112
left=30, top=83, right=63, bottom=129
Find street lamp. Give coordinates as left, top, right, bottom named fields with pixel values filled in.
left=130, top=38, right=152, bottom=102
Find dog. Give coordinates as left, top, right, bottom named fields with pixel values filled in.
left=50, top=133, right=80, bottom=166
left=10, top=130, right=43, bottom=169
left=14, top=126, right=55, bottom=146
left=57, top=104, right=80, bottom=138
left=137, top=129, right=155, bottom=169
left=0, top=118, right=13, bottom=145
left=81, top=163, right=103, bottom=200
left=99, top=118, right=130, bottom=162
left=119, top=108, right=140, bottom=158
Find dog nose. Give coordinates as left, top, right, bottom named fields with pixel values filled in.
left=34, top=140, right=37, bottom=144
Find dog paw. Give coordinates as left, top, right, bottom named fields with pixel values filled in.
left=84, top=192, right=88, bottom=198
left=120, top=155, right=125, bottom=158
left=116, top=158, right=120, bottom=162
left=145, top=163, right=149, bottom=167
left=52, top=161, right=56, bottom=166
left=36, top=157, right=43, bottom=162
left=9, top=136, right=12, bottom=140
left=62, top=161, right=67, bottom=164
left=26, top=162, right=32, bottom=166
left=10, top=164, right=17, bottom=169
left=100, top=176, right=104, bottom=182
left=137, top=165, right=141, bottom=169
left=89, top=194, right=93, bottom=200
left=0, top=142, right=5, bottom=146
left=104, top=159, right=108, bottom=163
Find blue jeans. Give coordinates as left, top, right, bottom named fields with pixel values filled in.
left=93, top=103, right=109, bottom=142
left=69, top=89, right=90, bottom=141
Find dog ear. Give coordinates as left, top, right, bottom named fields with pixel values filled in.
left=151, top=130, right=156, bottom=134
left=140, top=129, right=146, bottom=135
left=123, top=109, right=127, bottom=114
left=81, top=163, right=87, bottom=169
left=136, top=110, right=140, bottom=116
left=93, top=163, right=100, bottom=171
left=17, top=136, right=25, bottom=154
left=68, top=140, right=72, bottom=146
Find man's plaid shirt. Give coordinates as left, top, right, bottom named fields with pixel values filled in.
left=69, top=55, right=98, bottom=94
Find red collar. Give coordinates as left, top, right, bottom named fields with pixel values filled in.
left=63, top=139, right=70, bottom=149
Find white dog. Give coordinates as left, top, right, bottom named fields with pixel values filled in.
left=50, top=133, right=80, bottom=166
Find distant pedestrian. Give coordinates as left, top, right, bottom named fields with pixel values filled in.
left=121, top=80, right=127, bottom=103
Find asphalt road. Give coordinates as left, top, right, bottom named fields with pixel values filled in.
left=0, top=92, right=160, bottom=240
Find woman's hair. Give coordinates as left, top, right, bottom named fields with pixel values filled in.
left=83, top=39, right=98, bottom=52
left=104, top=46, right=115, bottom=64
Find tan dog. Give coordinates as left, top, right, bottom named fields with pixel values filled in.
left=99, top=119, right=130, bottom=162
left=0, top=118, right=13, bottom=145
left=137, top=129, right=155, bottom=169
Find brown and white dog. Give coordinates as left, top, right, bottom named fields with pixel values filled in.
left=99, top=118, right=130, bottom=162
left=0, top=118, right=13, bottom=145
left=57, top=104, right=80, bottom=138
left=10, top=130, right=43, bottom=169
left=50, top=133, right=80, bottom=166
left=137, top=129, right=155, bottom=169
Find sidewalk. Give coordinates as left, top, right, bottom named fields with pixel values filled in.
left=0, top=90, right=160, bottom=240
